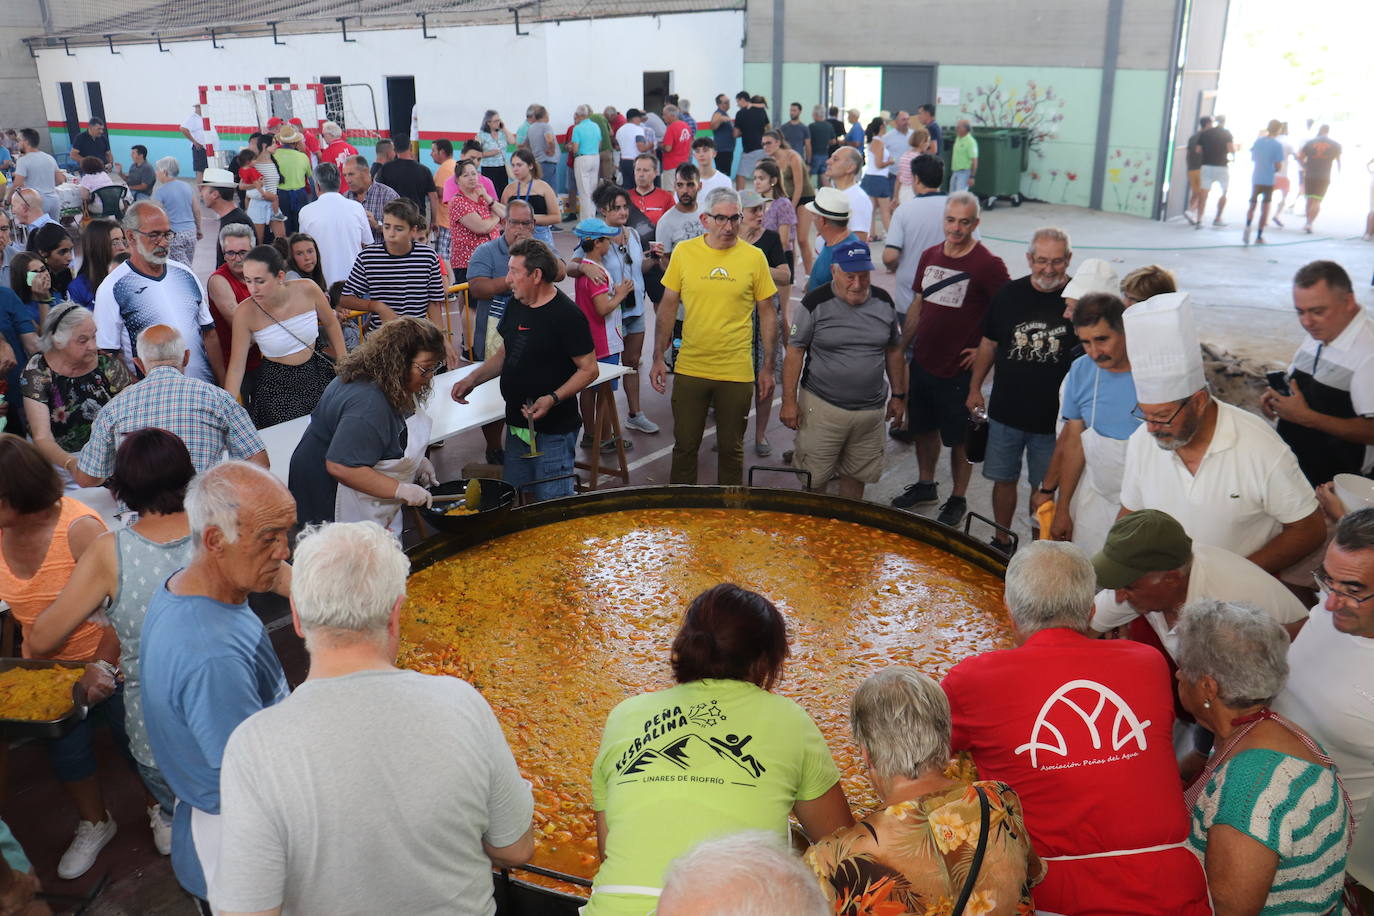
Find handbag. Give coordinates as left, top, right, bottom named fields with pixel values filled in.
left=951, top=785, right=991, bottom=916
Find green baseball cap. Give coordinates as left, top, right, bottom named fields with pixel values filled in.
left=1091, top=510, right=1193, bottom=589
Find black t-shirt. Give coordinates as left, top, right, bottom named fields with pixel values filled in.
left=214, top=208, right=255, bottom=266
left=807, top=121, right=835, bottom=158
left=752, top=229, right=786, bottom=270
left=736, top=108, right=769, bottom=153
left=497, top=290, right=595, bottom=434
left=1185, top=133, right=1204, bottom=170
left=826, top=118, right=846, bottom=152
left=72, top=132, right=111, bottom=162
left=982, top=276, right=1075, bottom=434
left=376, top=159, right=437, bottom=211
left=1197, top=127, right=1233, bottom=167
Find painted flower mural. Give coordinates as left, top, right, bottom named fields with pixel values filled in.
left=960, top=78, right=1066, bottom=153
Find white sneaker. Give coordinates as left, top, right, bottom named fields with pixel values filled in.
left=624, top=413, right=660, bottom=434
left=58, top=814, right=117, bottom=879
left=148, top=804, right=172, bottom=856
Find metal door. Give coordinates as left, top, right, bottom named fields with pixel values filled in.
left=881, top=66, right=935, bottom=117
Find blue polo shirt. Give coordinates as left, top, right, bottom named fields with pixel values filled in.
left=807, top=232, right=860, bottom=292
left=141, top=582, right=289, bottom=899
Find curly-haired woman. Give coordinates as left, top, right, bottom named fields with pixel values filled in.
left=288, top=316, right=444, bottom=528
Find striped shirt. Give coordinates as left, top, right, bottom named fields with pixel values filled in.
left=1189, top=748, right=1348, bottom=914
left=77, top=365, right=265, bottom=477
left=345, top=181, right=400, bottom=243
left=341, top=241, right=445, bottom=329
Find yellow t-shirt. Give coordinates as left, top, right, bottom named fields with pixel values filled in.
left=662, top=236, right=777, bottom=383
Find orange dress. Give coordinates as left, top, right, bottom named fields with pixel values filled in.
left=0, top=498, right=107, bottom=660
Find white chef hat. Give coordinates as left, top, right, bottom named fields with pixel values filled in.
left=1062, top=258, right=1120, bottom=301
left=1124, top=291, right=1206, bottom=403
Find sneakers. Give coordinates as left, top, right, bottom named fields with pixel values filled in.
left=1242, top=225, right=1251, bottom=245
left=1182, top=211, right=1197, bottom=226
left=1213, top=218, right=1227, bottom=227
left=600, top=436, right=634, bottom=453
left=755, top=439, right=772, bottom=457
left=892, top=481, right=938, bottom=509
left=580, top=433, right=594, bottom=448
left=888, top=426, right=918, bottom=443
left=149, top=804, right=172, bottom=856
left=1272, top=214, right=1284, bottom=227
left=624, top=413, right=660, bottom=434
left=484, top=447, right=505, bottom=465
left=1255, top=234, right=1265, bottom=244
left=58, top=814, right=117, bottom=879
left=937, top=496, right=968, bottom=528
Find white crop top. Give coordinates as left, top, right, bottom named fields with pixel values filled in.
left=251, top=310, right=319, bottom=358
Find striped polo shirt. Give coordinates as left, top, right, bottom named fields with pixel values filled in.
left=341, top=241, right=446, bottom=330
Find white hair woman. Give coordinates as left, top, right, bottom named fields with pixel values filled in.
left=152, top=155, right=199, bottom=265
left=806, top=667, right=1044, bottom=913
left=659, top=831, right=827, bottom=916
left=1177, top=599, right=1352, bottom=914
left=21, top=302, right=132, bottom=484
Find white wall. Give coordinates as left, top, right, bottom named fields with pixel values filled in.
left=32, top=10, right=743, bottom=150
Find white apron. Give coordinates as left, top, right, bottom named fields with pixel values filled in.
left=334, top=413, right=432, bottom=535
left=1069, top=369, right=1130, bottom=557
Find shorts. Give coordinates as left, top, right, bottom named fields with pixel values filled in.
left=1200, top=165, right=1229, bottom=193
left=192, top=145, right=208, bottom=172
left=860, top=174, right=893, bottom=198
left=1249, top=184, right=1274, bottom=204
left=751, top=299, right=784, bottom=382
left=908, top=362, right=970, bottom=446
left=1187, top=169, right=1202, bottom=195
left=247, top=198, right=280, bottom=224
left=982, top=417, right=1055, bottom=487
left=621, top=311, right=646, bottom=335
left=599, top=352, right=621, bottom=391
left=737, top=149, right=766, bottom=181
left=1305, top=175, right=1330, bottom=200
left=792, top=388, right=886, bottom=485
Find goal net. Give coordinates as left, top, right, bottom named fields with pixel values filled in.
left=199, top=82, right=386, bottom=165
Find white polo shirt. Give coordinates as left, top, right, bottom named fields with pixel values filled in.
left=1273, top=606, right=1374, bottom=831
left=1119, top=400, right=1317, bottom=559
left=297, top=192, right=372, bottom=287
left=1091, top=543, right=1309, bottom=657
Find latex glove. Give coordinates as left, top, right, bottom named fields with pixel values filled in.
left=79, top=664, right=117, bottom=705
left=394, top=482, right=433, bottom=508
left=416, top=458, right=439, bottom=487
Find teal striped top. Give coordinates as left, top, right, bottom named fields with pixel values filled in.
left=1189, top=748, right=1349, bottom=914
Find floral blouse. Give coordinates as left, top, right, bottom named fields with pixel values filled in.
left=805, top=780, right=1044, bottom=916
left=21, top=352, right=133, bottom=452
left=448, top=191, right=500, bottom=269
left=763, top=197, right=798, bottom=247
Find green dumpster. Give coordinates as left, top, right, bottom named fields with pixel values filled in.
left=967, top=127, right=1029, bottom=210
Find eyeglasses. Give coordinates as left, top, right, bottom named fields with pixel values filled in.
left=133, top=229, right=176, bottom=242
left=1031, top=257, right=1069, bottom=268
left=412, top=362, right=441, bottom=378
left=1130, top=400, right=1190, bottom=426
left=705, top=213, right=743, bottom=225
left=506, top=219, right=535, bottom=227
left=223, top=250, right=250, bottom=260
left=1313, top=568, right=1374, bottom=604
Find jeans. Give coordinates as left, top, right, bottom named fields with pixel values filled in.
left=619, top=159, right=636, bottom=188
left=670, top=373, right=754, bottom=485
left=49, top=685, right=132, bottom=783
left=982, top=417, right=1055, bottom=487
left=502, top=426, right=579, bottom=501
left=951, top=169, right=972, bottom=192
left=277, top=186, right=309, bottom=235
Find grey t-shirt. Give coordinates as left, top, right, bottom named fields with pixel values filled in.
left=655, top=205, right=704, bottom=254
left=781, top=121, right=810, bottom=155
left=524, top=121, right=557, bottom=164
left=792, top=284, right=900, bottom=410
left=16, top=150, right=59, bottom=199
left=126, top=162, right=157, bottom=199
left=882, top=129, right=912, bottom=174
left=154, top=179, right=197, bottom=233
left=214, top=669, right=533, bottom=916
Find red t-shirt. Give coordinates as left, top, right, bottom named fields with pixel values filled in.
left=321, top=139, right=359, bottom=169
left=661, top=120, right=694, bottom=170
left=628, top=187, right=675, bottom=225
left=239, top=165, right=262, bottom=185
left=208, top=264, right=261, bottom=371
left=911, top=241, right=1010, bottom=378
left=942, top=628, right=1211, bottom=916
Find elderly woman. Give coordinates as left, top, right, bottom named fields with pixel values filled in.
left=151, top=157, right=198, bottom=266
left=448, top=159, right=504, bottom=284
left=22, top=303, right=133, bottom=484
left=27, top=222, right=75, bottom=302
left=226, top=244, right=345, bottom=427
left=67, top=218, right=128, bottom=307
left=31, top=427, right=196, bottom=860
left=0, top=434, right=123, bottom=880
left=806, top=667, right=1043, bottom=913
left=288, top=316, right=443, bottom=529
left=1177, top=599, right=1351, bottom=914
left=586, top=583, right=853, bottom=916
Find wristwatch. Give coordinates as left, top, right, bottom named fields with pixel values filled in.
left=1038, top=487, right=1056, bottom=495
left=890, top=393, right=907, bottom=400
left=547, top=391, right=561, bottom=405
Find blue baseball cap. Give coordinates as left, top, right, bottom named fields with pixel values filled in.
left=833, top=242, right=875, bottom=273
left=573, top=217, right=620, bottom=240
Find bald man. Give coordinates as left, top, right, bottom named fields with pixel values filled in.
left=7, top=187, right=57, bottom=258
left=75, top=324, right=266, bottom=486
left=823, top=146, right=872, bottom=242
left=140, top=461, right=293, bottom=905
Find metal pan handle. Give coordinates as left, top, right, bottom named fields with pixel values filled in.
left=747, top=465, right=813, bottom=490
left=516, top=473, right=580, bottom=505
left=963, top=511, right=1019, bottom=553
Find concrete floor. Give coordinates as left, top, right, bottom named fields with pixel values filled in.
left=13, top=188, right=1370, bottom=913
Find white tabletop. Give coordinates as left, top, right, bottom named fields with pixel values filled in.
left=260, top=362, right=631, bottom=481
